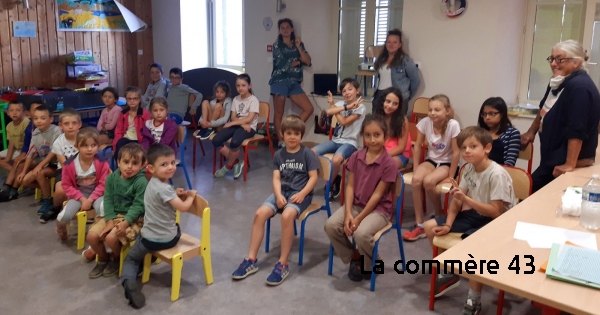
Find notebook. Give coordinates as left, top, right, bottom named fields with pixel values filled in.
left=546, top=243, right=600, bottom=289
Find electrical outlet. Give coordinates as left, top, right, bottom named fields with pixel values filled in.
left=415, top=61, right=422, bottom=69
left=138, top=50, right=143, bottom=55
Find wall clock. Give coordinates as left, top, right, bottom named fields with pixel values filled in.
left=443, top=0, right=466, bottom=18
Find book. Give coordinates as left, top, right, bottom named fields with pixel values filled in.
left=546, top=243, right=600, bottom=289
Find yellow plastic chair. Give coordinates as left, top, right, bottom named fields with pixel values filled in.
left=34, top=177, right=56, bottom=200
left=141, top=194, right=213, bottom=301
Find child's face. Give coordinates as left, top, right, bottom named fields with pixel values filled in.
left=481, top=105, right=501, bottom=129
left=126, top=92, right=141, bottom=109
left=77, top=138, right=99, bottom=160
left=118, top=153, right=144, bottom=179
left=102, top=92, right=116, bottom=107
left=460, top=136, right=491, bottom=164
left=27, top=103, right=42, bottom=118
left=215, top=87, right=226, bottom=101
left=148, top=154, right=177, bottom=181
left=282, top=129, right=302, bottom=149
left=32, top=110, right=53, bottom=131
left=150, top=67, right=162, bottom=82
left=341, top=83, right=360, bottom=102
left=59, top=116, right=81, bottom=137
left=428, top=100, right=449, bottom=124
left=7, top=104, right=24, bottom=121
left=362, top=122, right=386, bottom=150
left=169, top=73, right=182, bottom=86
left=382, top=93, right=400, bottom=116
left=151, top=104, right=167, bottom=122
left=236, top=79, right=251, bottom=95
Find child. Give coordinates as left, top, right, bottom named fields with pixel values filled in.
left=477, top=97, right=521, bottom=166
left=120, top=144, right=197, bottom=309
left=212, top=74, right=260, bottom=179
left=113, top=87, right=151, bottom=157
left=324, top=114, right=398, bottom=281
left=166, top=67, right=202, bottom=121
left=12, top=101, right=41, bottom=167
left=374, top=87, right=412, bottom=169
left=86, top=143, right=147, bottom=279
left=196, top=80, right=233, bottom=139
left=0, top=101, right=30, bottom=171
left=141, top=96, right=178, bottom=154
left=142, top=63, right=169, bottom=109
left=403, top=94, right=460, bottom=242
left=97, top=87, right=122, bottom=149
left=54, top=127, right=111, bottom=239
left=423, top=126, right=516, bottom=314
left=312, top=78, right=366, bottom=200
left=40, top=108, right=82, bottom=223
left=232, top=115, right=318, bottom=285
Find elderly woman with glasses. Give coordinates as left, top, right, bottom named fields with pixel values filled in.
left=521, top=40, right=600, bottom=192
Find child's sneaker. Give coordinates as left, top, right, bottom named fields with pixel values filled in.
left=214, top=165, right=230, bottom=178
left=462, top=298, right=481, bottom=315
left=232, top=258, right=259, bottom=280
left=402, top=224, right=426, bottom=241
left=198, top=128, right=215, bottom=140
left=348, top=259, right=364, bottom=282
left=103, top=259, right=120, bottom=277
left=39, top=206, right=60, bottom=223
left=82, top=246, right=95, bottom=263
left=435, top=274, right=460, bottom=297
left=123, top=280, right=146, bottom=309
left=233, top=161, right=244, bottom=179
left=266, top=262, right=289, bottom=286
left=37, top=197, right=53, bottom=215
left=0, top=190, right=18, bottom=203
left=89, top=260, right=108, bottom=278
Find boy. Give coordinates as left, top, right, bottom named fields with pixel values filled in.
left=312, top=78, right=365, bottom=200
left=0, top=101, right=30, bottom=171
left=423, top=126, right=516, bottom=315
left=120, top=144, right=196, bottom=309
left=166, top=67, right=202, bottom=121
left=232, top=115, right=319, bottom=285
left=40, top=108, right=82, bottom=223
left=86, top=143, right=148, bottom=279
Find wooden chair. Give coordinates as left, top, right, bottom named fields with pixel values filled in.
left=328, top=171, right=407, bottom=291
left=265, top=155, right=334, bottom=265
left=410, top=97, right=429, bottom=123
left=518, top=142, right=534, bottom=174
left=398, top=121, right=429, bottom=222
left=141, top=195, right=213, bottom=301
left=168, top=126, right=192, bottom=189
left=429, top=165, right=532, bottom=313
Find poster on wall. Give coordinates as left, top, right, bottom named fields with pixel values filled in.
left=13, top=21, right=37, bottom=37
left=56, top=0, right=146, bottom=32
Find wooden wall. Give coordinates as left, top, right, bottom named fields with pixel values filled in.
left=0, top=0, right=154, bottom=94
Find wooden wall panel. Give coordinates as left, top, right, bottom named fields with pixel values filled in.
left=0, top=0, right=154, bottom=95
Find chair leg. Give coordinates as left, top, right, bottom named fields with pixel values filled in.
left=497, top=290, right=505, bottom=315
left=171, top=253, right=183, bottom=302
left=265, top=218, right=271, bottom=253
left=429, top=246, right=439, bottom=310
left=370, top=241, right=380, bottom=291
left=422, top=188, right=427, bottom=214
left=142, top=253, right=152, bottom=283
left=396, top=225, right=406, bottom=271
left=212, top=147, right=217, bottom=174
left=328, top=244, right=334, bottom=275
left=340, top=167, right=346, bottom=206
left=199, top=138, right=206, bottom=156
left=202, top=248, right=214, bottom=285
left=119, top=244, right=130, bottom=278
left=76, top=211, right=87, bottom=250
left=193, top=138, right=196, bottom=169
left=294, top=220, right=297, bottom=236
left=298, top=219, right=307, bottom=266
left=243, top=146, right=249, bottom=181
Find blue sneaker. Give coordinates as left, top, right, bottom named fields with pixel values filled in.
left=232, top=258, right=259, bottom=280
left=37, top=197, right=53, bottom=215
left=198, top=128, right=215, bottom=140
left=266, top=262, right=289, bottom=286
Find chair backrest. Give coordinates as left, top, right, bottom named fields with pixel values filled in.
left=411, top=97, right=429, bottom=122
left=328, top=114, right=339, bottom=141
left=502, top=165, right=532, bottom=201
left=518, top=142, right=534, bottom=174
left=188, top=194, right=210, bottom=218
left=258, top=101, right=271, bottom=139
left=408, top=121, right=418, bottom=142
left=393, top=172, right=406, bottom=227
left=317, top=155, right=333, bottom=182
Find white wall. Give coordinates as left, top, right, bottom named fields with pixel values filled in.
left=152, top=0, right=182, bottom=74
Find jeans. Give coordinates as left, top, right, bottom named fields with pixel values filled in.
left=211, top=126, right=256, bottom=151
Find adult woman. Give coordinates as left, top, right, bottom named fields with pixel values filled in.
left=521, top=40, right=600, bottom=192
left=269, top=18, right=314, bottom=148
left=141, top=63, right=169, bottom=109
left=372, top=29, right=420, bottom=114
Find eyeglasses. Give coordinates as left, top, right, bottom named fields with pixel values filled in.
left=480, top=112, right=500, bottom=118
left=546, top=56, right=575, bottom=63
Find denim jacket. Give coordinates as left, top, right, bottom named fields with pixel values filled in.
left=377, top=56, right=421, bottom=103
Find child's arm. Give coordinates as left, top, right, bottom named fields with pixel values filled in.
left=169, top=190, right=198, bottom=212
left=387, top=118, right=410, bottom=156
left=447, top=137, right=460, bottom=180
left=413, top=130, right=425, bottom=169
left=272, top=170, right=287, bottom=209
left=226, top=112, right=256, bottom=127
left=2, top=142, right=15, bottom=162
left=140, top=125, right=152, bottom=150
left=17, top=156, right=34, bottom=182
left=123, top=178, right=148, bottom=224
left=296, top=41, right=311, bottom=66
left=102, top=175, right=117, bottom=220
left=343, top=172, right=356, bottom=236
left=505, top=128, right=521, bottom=167
left=290, top=169, right=318, bottom=204
left=335, top=101, right=364, bottom=127
left=88, top=161, right=110, bottom=202
left=432, top=186, right=465, bottom=236
left=185, top=86, right=203, bottom=115
left=112, top=116, right=125, bottom=150
left=351, top=181, right=392, bottom=229
left=104, top=108, right=121, bottom=131
left=62, top=164, right=84, bottom=201
left=210, top=98, right=232, bottom=127
left=32, top=152, right=56, bottom=175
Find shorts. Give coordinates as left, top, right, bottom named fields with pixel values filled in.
left=396, top=155, right=409, bottom=168
left=54, top=168, right=63, bottom=183
left=88, top=215, right=143, bottom=245
left=263, top=190, right=314, bottom=217
left=434, top=209, right=493, bottom=239
left=0, top=149, right=21, bottom=160
left=425, top=159, right=451, bottom=168
left=270, top=81, right=305, bottom=97
left=313, top=141, right=357, bottom=160
left=99, top=130, right=115, bottom=139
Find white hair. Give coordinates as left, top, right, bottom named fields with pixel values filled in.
left=554, top=40, right=589, bottom=72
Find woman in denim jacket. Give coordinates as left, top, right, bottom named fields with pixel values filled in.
left=373, top=29, right=420, bottom=114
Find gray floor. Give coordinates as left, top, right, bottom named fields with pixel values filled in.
left=0, top=136, right=542, bottom=315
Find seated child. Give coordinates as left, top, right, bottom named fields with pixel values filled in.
left=97, top=87, right=122, bottom=149
left=120, top=143, right=197, bottom=309
left=142, top=63, right=169, bottom=109
left=324, top=114, right=397, bottom=281
left=232, top=115, right=318, bottom=285
left=86, top=143, right=148, bottom=279
left=312, top=78, right=366, bottom=200
left=477, top=97, right=521, bottom=166
left=0, top=101, right=30, bottom=171
left=196, top=80, right=232, bottom=139
left=212, top=74, right=259, bottom=179
left=40, top=108, right=82, bottom=223
left=374, top=87, right=412, bottom=169
left=423, top=126, right=516, bottom=314
left=113, top=87, right=151, bottom=157
left=141, top=96, right=178, bottom=154
left=166, top=67, right=202, bottom=121
left=11, top=101, right=40, bottom=168
left=55, top=127, right=111, bottom=240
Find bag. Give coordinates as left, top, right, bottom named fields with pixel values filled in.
left=314, top=112, right=331, bottom=135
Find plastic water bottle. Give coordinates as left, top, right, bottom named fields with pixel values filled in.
left=580, top=174, right=600, bottom=230
left=56, top=97, right=64, bottom=112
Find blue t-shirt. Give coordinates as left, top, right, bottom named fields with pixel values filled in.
left=21, top=120, right=34, bottom=154
left=273, top=145, right=319, bottom=194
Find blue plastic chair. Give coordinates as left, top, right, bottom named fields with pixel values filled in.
left=168, top=113, right=184, bottom=125
left=327, top=171, right=407, bottom=291
left=265, top=155, right=334, bottom=266
left=168, top=125, right=192, bottom=189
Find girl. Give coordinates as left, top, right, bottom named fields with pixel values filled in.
left=372, top=29, right=420, bottom=115
left=324, top=114, right=398, bottom=281
left=374, top=87, right=412, bottom=169
left=196, top=80, right=233, bottom=140
left=403, top=94, right=460, bottom=242
left=142, top=63, right=169, bottom=109
left=141, top=96, right=178, bottom=154
left=55, top=127, right=111, bottom=241
left=97, top=87, right=122, bottom=149
left=211, top=74, right=260, bottom=179
left=113, top=87, right=151, bottom=158
left=477, top=97, right=520, bottom=166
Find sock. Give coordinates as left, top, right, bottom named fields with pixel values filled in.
left=467, top=288, right=481, bottom=302
left=417, top=223, right=424, bottom=228
left=226, top=164, right=234, bottom=170
left=247, top=257, right=257, bottom=263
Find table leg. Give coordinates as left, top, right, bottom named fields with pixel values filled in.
left=532, top=301, right=561, bottom=315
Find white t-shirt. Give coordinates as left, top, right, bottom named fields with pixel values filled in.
left=74, top=157, right=97, bottom=197
left=145, top=120, right=164, bottom=143
left=52, top=134, right=78, bottom=169
left=377, top=65, right=393, bottom=90
left=125, top=116, right=137, bottom=140
left=232, top=94, right=260, bottom=131
left=417, top=117, right=460, bottom=164
left=333, top=100, right=366, bottom=148
left=459, top=161, right=517, bottom=214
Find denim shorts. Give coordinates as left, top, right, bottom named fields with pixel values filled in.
left=313, top=141, right=357, bottom=160
left=263, top=190, right=313, bottom=217
left=396, top=155, right=409, bottom=168
left=270, top=81, right=305, bottom=96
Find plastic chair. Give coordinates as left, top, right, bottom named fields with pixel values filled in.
left=34, top=177, right=56, bottom=200
left=518, top=142, right=534, bottom=174
left=168, top=125, right=192, bottom=189
left=410, top=97, right=429, bottom=123
left=141, top=194, right=213, bottom=301
left=328, top=171, right=407, bottom=291
left=265, top=155, right=334, bottom=265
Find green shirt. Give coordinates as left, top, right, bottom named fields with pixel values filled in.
left=268, top=39, right=309, bottom=85
left=103, top=169, right=148, bottom=223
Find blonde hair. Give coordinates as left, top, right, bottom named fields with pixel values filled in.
left=554, top=40, right=589, bottom=72
left=75, top=127, right=100, bottom=147
left=59, top=108, right=81, bottom=123
left=429, top=94, right=454, bottom=138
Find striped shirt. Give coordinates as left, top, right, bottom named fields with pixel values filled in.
left=491, top=127, right=521, bottom=166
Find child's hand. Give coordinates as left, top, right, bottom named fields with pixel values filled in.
left=295, top=37, right=302, bottom=48
left=289, top=192, right=305, bottom=204
left=200, top=121, right=211, bottom=129
left=116, top=220, right=130, bottom=237
left=16, top=171, right=26, bottom=183
left=327, top=91, right=334, bottom=105
left=175, top=188, right=186, bottom=197
left=432, top=225, right=451, bottom=236
left=224, top=122, right=232, bottom=128
left=450, top=187, right=466, bottom=202
left=291, top=60, right=301, bottom=68
left=100, top=220, right=115, bottom=240
left=350, top=217, right=362, bottom=232
left=276, top=194, right=287, bottom=209
left=189, top=109, right=197, bottom=116
left=80, top=197, right=93, bottom=211
left=186, top=190, right=197, bottom=198
left=241, top=124, right=251, bottom=132
left=31, top=165, right=43, bottom=176
left=348, top=96, right=363, bottom=110
left=344, top=214, right=354, bottom=236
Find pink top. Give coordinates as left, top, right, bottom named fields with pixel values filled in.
left=384, top=133, right=413, bottom=159
left=61, top=155, right=111, bottom=201
left=96, top=105, right=122, bottom=132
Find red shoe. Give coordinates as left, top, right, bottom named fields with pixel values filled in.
left=402, top=224, right=426, bottom=241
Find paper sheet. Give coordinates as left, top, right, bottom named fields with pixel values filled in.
left=554, top=245, right=600, bottom=285
left=114, top=1, right=147, bottom=32
left=513, top=222, right=598, bottom=249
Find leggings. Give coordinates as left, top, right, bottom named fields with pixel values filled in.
left=211, top=125, right=255, bottom=151
left=57, top=196, right=104, bottom=223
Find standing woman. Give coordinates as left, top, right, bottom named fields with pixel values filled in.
left=372, top=29, right=420, bottom=114
left=142, top=63, right=169, bottom=109
left=521, top=40, right=600, bottom=192
left=269, top=18, right=314, bottom=148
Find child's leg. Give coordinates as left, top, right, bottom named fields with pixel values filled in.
left=105, top=228, right=122, bottom=260
left=247, top=205, right=274, bottom=260
left=121, top=239, right=148, bottom=308
left=210, top=103, right=224, bottom=121
left=278, top=207, right=298, bottom=266
left=3, top=161, right=22, bottom=188
left=35, top=167, right=55, bottom=198
left=53, top=181, right=66, bottom=209
left=200, top=100, right=212, bottom=124
left=423, top=166, right=450, bottom=216
left=56, top=199, right=81, bottom=239
left=424, top=218, right=439, bottom=248
left=226, top=127, right=255, bottom=165
left=87, top=220, right=109, bottom=260
left=353, top=211, right=388, bottom=269
left=411, top=162, right=435, bottom=224
left=211, top=127, right=236, bottom=153
left=324, top=205, right=356, bottom=263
